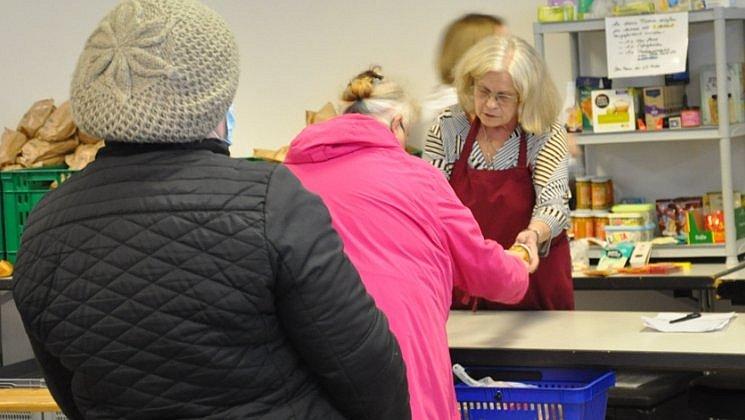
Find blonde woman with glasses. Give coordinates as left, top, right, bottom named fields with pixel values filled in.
left=423, top=34, right=574, bottom=310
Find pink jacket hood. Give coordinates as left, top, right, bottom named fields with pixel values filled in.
left=285, top=114, right=400, bottom=164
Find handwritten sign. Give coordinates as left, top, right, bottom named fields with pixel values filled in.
left=606, top=13, right=688, bottom=79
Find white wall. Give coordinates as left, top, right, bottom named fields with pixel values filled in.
left=0, top=0, right=569, bottom=158
left=0, top=0, right=740, bottom=214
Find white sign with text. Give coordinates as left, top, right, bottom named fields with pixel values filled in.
left=606, top=13, right=689, bottom=79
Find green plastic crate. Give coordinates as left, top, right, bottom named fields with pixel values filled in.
left=1, top=168, right=75, bottom=263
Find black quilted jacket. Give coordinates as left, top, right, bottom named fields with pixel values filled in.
left=13, top=140, right=410, bottom=420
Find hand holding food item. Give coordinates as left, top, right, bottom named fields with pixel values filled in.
left=508, top=243, right=539, bottom=273
left=509, top=243, right=531, bottom=263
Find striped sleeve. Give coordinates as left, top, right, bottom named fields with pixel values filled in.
left=531, top=122, right=571, bottom=241
left=423, top=110, right=453, bottom=179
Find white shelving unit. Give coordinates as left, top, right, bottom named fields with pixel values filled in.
left=534, top=7, right=743, bottom=265
left=587, top=237, right=745, bottom=259
left=577, top=123, right=745, bottom=145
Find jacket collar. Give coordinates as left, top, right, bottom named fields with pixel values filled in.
left=97, top=138, right=230, bottom=158
left=285, top=114, right=402, bottom=164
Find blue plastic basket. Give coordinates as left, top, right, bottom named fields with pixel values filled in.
left=455, top=367, right=615, bottom=420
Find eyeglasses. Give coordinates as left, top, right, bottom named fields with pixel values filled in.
left=474, top=85, right=519, bottom=107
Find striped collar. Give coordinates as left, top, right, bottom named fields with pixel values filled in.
left=448, top=105, right=523, bottom=141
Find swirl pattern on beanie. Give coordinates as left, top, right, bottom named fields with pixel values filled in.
left=70, top=0, right=239, bottom=143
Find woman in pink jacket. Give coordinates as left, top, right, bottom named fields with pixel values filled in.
left=284, top=68, right=535, bottom=420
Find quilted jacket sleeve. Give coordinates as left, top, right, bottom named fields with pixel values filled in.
left=26, top=334, right=83, bottom=419
left=264, top=165, right=411, bottom=420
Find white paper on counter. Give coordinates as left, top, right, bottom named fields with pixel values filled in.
left=642, top=312, right=736, bottom=333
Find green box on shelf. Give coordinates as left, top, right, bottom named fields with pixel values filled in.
left=1, top=168, right=76, bottom=263
left=736, top=207, right=745, bottom=240
left=687, top=207, right=745, bottom=244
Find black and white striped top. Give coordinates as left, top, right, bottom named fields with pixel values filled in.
left=422, top=105, right=571, bottom=241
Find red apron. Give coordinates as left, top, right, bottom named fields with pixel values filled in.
left=449, top=119, right=574, bottom=310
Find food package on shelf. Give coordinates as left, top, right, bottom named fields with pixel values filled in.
left=0, top=128, right=29, bottom=166
left=700, top=63, right=745, bottom=125
left=591, top=89, right=639, bottom=133
left=16, top=99, right=55, bottom=138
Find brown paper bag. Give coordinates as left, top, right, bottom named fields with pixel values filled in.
left=19, top=138, right=79, bottom=166
left=1, top=164, right=24, bottom=172
left=0, top=128, right=29, bottom=165
left=253, top=146, right=289, bottom=162
left=17, top=99, right=56, bottom=138
left=65, top=141, right=105, bottom=170
left=29, top=155, right=66, bottom=168
left=78, top=130, right=102, bottom=145
left=305, top=102, right=338, bottom=125
left=37, top=101, right=76, bottom=142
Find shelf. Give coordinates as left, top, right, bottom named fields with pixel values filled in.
left=575, top=124, right=745, bottom=145
left=534, top=7, right=745, bottom=34
left=587, top=237, right=745, bottom=259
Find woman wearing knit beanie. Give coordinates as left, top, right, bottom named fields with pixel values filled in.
left=12, top=1, right=410, bottom=419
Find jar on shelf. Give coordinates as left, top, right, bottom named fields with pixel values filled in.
left=591, top=176, right=612, bottom=210
left=592, top=210, right=610, bottom=241
left=571, top=210, right=595, bottom=239
left=575, top=176, right=592, bottom=209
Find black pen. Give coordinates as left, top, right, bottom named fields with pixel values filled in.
left=669, top=312, right=701, bottom=324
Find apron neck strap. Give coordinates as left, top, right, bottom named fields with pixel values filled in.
left=517, top=129, right=528, bottom=168
left=459, top=118, right=481, bottom=163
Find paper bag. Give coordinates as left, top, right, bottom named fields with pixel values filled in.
left=65, top=141, right=105, bottom=170
left=305, top=102, right=338, bottom=125
left=19, top=138, right=79, bottom=166
left=78, top=130, right=102, bottom=145
left=253, top=146, right=289, bottom=162
left=1, top=164, right=24, bottom=172
left=17, top=99, right=55, bottom=138
left=37, top=101, right=76, bottom=142
left=29, top=155, right=66, bottom=168
left=0, top=128, right=29, bottom=165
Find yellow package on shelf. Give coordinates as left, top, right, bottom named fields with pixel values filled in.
left=538, top=5, right=575, bottom=22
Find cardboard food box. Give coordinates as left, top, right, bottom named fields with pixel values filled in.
left=699, top=63, right=745, bottom=125
left=577, top=77, right=612, bottom=131
left=643, top=85, right=686, bottom=130
left=591, top=89, right=637, bottom=133
left=704, top=191, right=743, bottom=214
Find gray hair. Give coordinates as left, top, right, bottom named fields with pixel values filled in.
left=341, top=68, right=420, bottom=130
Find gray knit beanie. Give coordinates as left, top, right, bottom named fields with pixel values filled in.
left=70, top=0, right=239, bottom=143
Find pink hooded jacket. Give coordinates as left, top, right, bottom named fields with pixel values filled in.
left=285, top=114, right=529, bottom=420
